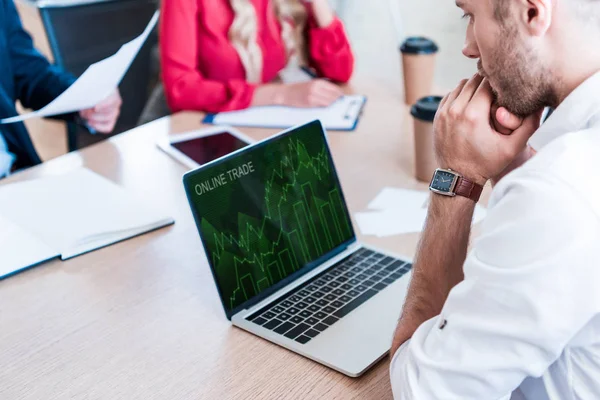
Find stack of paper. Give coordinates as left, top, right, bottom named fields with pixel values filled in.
left=0, top=168, right=174, bottom=279
left=355, top=187, right=487, bottom=237
left=203, top=95, right=366, bottom=131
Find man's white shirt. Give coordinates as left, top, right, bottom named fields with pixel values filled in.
left=390, top=71, right=600, bottom=400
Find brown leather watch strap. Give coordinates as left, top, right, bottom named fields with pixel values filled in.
left=454, top=176, right=484, bottom=202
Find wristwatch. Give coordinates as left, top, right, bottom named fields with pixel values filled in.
left=429, top=168, right=484, bottom=202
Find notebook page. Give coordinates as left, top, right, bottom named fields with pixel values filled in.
left=0, top=169, right=174, bottom=260
left=211, top=95, right=365, bottom=130
left=0, top=214, right=59, bottom=278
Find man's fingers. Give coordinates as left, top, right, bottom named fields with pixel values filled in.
left=93, top=91, right=122, bottom=112
left=442, top=78, right=469, bottom=110
left=81, top=106, right=119, bottom=133
left=452, top=74, right=484, bottom=111
left=465, top=78, right=494, bottom=116
left=89, top=108, right=119, bottom=119
left=492, top=120, right=514, bottom=135
left=495, top=107, right=523, bottom=131
left=505, top=110, right=542, bottom=150
left=87, top=113, right=118, bottom=125
left=94, top=99, right=121, bottom=113
left=79, top=108, right=93, bottom=119
left=79, top=90, right=120, bottom=134
left=438, top=93, right=450, bottom=110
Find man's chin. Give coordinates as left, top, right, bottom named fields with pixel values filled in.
left=487, top=80, right=500, bottom=102
left=496, top=100, right=523, bottom=118
left=496, top=100, right=535, bottom=119
left=490, top=85, right=523, bottom=116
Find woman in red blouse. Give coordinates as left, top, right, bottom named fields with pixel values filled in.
left=160, top=0, right=355, bottom=114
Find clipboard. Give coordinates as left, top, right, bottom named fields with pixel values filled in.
left=203, top=95, right=367, bottom=131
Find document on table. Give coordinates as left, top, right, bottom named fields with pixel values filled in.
left=355, top=187, right=487, bottom=237
left=203, top=95, right=366, bottom=131
left=0, top=168, right=174, bottom=279
left=0, top=214, right=58, bottom=279
left=0, top=11, right=159, bottom=124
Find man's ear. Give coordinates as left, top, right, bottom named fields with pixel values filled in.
left=518, top=0, right=553, bottom=36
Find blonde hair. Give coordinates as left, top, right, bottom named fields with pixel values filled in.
left=228, top=0, right=308, bottom=83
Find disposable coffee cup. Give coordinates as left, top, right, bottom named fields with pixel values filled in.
left=411, top=96, right=443, bottom=183
left=401, top=37, right=439, bottom=105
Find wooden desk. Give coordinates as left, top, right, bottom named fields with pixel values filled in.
left=0, top=79, right=425, bottom=399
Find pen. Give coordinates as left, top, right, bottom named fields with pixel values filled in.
left=301, top=66, right=318, bottom=78
left=301, top=66, right=332, bottom=82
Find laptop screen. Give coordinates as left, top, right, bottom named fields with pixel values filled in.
left=184, top=121, right=355, bottom=316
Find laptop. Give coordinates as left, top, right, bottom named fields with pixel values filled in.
left=183, top=120, right=413, bottom=377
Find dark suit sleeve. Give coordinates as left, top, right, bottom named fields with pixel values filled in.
left=5, top=0, right=75, bottom=112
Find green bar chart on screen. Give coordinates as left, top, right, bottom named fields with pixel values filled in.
left=187, top=125, right=353, bottom=311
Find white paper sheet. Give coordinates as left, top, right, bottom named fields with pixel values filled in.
left=208, top=95, right=366, bottom=131
left=368, top=187, right=430, bottom=211
left=0, top=168, right=173, bottom=260
left=355, top=187, right=487, bottom=237
left=1, top=11, right=159, bottom=124
left=0, top=214, right=59, bottom=279
left=356, top=208, right=426, bottom=237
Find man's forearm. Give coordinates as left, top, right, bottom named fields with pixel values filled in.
left=391, top=195, right=475, bottom=356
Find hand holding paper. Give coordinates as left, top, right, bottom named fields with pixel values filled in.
left=1, top=11, right=158, bottom=124
left=79, top=89, right=122, bottom=133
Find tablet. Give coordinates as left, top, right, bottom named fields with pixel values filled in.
left=157, top=126, right=254, bottom=169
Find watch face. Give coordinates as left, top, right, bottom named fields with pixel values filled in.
left=430, top=170, right=456, bottom=193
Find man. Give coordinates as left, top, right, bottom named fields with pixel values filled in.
left=0, top=0, right=121, bottom=178
left=390, top=0, right=600, bottom=398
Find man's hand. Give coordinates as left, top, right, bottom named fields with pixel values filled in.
left=489, top=104, right=540, bottom=185
left=79, top=90, right=122, bottom=134
left=492, top=145, right=537, bottom=186
left=491, top=103, right=523, bottom=135
left=434, top=74, right=541, bottom=185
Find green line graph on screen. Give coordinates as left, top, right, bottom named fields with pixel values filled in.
left=199, top=135, right=353, bottom=311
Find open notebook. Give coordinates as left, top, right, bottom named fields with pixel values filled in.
left=0, top=168, right=174, bottom=279
left=203, top=95, right=366, bottom=131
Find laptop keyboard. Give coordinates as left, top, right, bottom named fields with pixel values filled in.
left=246, top=248, right=412, bottom=345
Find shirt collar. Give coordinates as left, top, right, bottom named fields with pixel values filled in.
left=530, top=70, right=600, bottom=150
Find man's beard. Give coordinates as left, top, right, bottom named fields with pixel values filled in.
left=479, top=27, right=557, bottom=117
